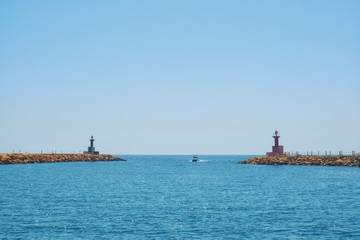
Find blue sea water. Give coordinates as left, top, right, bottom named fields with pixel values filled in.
left=1, top=155, right=360, bottom=239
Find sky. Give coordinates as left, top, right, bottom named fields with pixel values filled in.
left=0, top=0, right=359, bottom=155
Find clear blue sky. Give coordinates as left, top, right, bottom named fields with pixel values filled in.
left=1, top=0, right=359, bottom=154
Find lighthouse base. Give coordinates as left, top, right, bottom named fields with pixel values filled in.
left=266, top=146, right=284, bottom=157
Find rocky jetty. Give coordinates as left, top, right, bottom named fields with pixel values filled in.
left=0, top=153, right=126, bottom=165
left=238, top=155, right=360, bottom=167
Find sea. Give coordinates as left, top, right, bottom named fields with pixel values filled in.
left=1, top=155, right=360, bottom=239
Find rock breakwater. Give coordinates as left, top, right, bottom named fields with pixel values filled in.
left=0, top=153, right=125, bottom=165
left=238, top=155, right=360, bottom=167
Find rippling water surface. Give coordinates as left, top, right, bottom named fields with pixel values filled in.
left=1, top=155, right=360, bottom=239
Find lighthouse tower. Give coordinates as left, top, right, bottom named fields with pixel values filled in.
left=84, top=135, right=99, bottom=155
left=266, top=130, right=284, bottom=157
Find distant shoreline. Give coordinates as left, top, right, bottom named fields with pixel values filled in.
left=0, top=153, right=126, bottom=165
left=238, top=155, right=360, bottom=167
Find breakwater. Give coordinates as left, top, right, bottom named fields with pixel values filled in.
left=238, top=155, right=360, bottom=167
left=0, top=153, right=125, bottom=165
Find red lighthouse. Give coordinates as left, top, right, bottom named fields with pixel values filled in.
left=266, top=130, right=284, bottom=157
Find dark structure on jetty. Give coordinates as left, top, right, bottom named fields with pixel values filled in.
left=84, top=136, right=99, bottom=155
left=0, top=135, right=126, bottom=165
left=266, top=130, right=284, bottom=157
